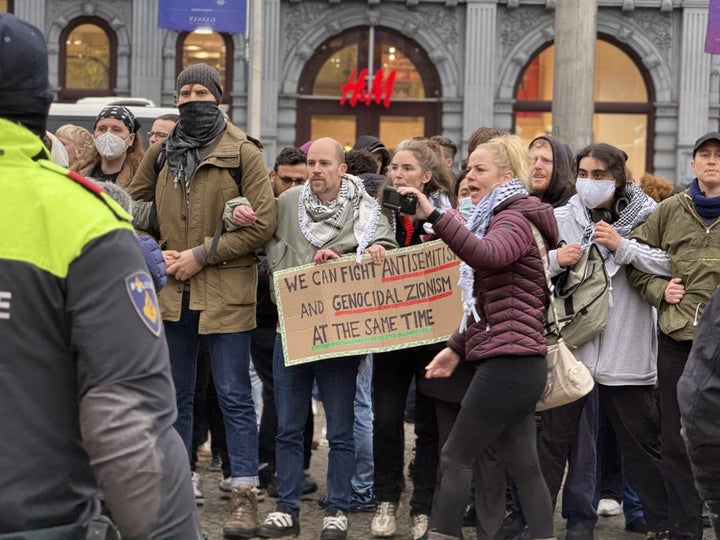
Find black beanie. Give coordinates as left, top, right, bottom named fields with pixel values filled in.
left=176, top=63, right=223, bottom=103
left=0, top=14, right=53, bottom=137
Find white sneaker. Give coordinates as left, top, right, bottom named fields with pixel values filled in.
left=219, top=476, right=233, bottom=492
left=191, top=472, right=204, bottom=506
left=371, top=502, right=398, bottom=537
left=411, top=514, right=429, bottom=540
left=597, top=498, right=622, bottom=517
left=321, top=511, right=348, bottom=539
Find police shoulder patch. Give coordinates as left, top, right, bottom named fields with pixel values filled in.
left=124, top=271, right=162, bottom=337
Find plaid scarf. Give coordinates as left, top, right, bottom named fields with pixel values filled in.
left=299, top=174, right=381, bottom=263
left=458, top=179, right=529, bottom=331
left=575, top=182, right=657, bottom=276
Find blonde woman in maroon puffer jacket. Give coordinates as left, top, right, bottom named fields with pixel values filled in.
left=398, top=135, right=559, bottom=540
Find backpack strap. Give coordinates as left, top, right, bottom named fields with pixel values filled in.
left=206, top=150, right=244, bottom=264
left=529, top=223, right=561, bottom=337
left=154, top=143, right=245, bottom=265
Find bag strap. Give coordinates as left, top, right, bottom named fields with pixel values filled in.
left=528, top=223, right=561, bottom=337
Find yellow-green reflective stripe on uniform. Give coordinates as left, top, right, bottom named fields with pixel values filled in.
left=0, top=158, right=133, bottom=278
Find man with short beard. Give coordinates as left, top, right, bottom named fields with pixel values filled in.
left=128, top=63, right=278, bottom=539
left=257, top=137, right=396, bottom=539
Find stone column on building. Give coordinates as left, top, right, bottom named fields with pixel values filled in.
left=462, top=0, right=497, bottom=152
left=248, top=0, right=262, bottom=139
left=13, top=0, right=44, bottom=31
left=259, top=0, right=281, bottom=164
left=676, top=5, right=713, bottom=184
left=552, top=0, right=596, bottom=153
left=131, top=0, right=163, bottom=104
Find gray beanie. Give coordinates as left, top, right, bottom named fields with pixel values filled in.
left=176, top=63, right=222, bottom=103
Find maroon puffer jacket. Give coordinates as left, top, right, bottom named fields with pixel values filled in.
left=433, top=194, right=558, bottom=361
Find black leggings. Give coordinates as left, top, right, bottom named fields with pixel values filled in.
left=430, top=354, right=553, bottom=539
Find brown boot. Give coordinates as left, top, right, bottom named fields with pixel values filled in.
left=222, top=485, right=259, bottom=538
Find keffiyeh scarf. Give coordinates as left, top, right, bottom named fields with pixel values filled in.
left=299, top=174, right=381, bottom=263
left=458, top=179, right=529, bottom=331
left=575, top=182, right=657, bottom=276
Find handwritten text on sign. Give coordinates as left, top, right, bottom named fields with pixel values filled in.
left=274, top=241, right=462, bottom=365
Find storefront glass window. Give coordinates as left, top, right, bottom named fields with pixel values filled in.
left=380, top=44, right=424, bottom=99
left=311, top=115, right=357, bottom=150
left=314, top=40, right=357, bottom=96
left=379, top=115, right=425, bottom=149
left=181, top=32, right=227, bottom=83
left=313, top=35, right=424, bottom=99
left=65, top=24, right=110, bottom=90
left=298, top=27, right=440, bottom=148
left=515, top=39, right=651, bottom=174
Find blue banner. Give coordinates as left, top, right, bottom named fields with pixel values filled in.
left=158, top=0, right=247, bottom=34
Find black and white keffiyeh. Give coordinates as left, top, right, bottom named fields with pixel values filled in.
left=575, top=182, right=657, bottom=276
left=299, top=174, right=381, bottom=263
left=458, top=178, right=529, bottom=331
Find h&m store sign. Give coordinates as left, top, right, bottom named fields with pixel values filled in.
left=340, top=68, right=397, bottom=108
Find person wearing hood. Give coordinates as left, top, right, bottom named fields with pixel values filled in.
left=353, top=134, right=391, bottom=175
left=528, top=135, right=576, bottom=208
left=82, top=104, right=144, bottom=187
left=0, top=13, right=201, bottom=539
left=540, top=143, right=670, bottom=540
left=401, top=135, right=559, bottom=540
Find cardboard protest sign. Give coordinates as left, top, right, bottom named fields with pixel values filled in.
left=274, top=240, right=462, bottom=365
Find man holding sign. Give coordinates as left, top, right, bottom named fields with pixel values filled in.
left=257, top=137, right=396, bottom=539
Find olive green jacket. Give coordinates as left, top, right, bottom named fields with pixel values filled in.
left=128, top=123, right=278, bottom=334
left=628, top=189, right=720, bottom=341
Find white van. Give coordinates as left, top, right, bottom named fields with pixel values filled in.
left=47, top=98, right=179, bottom=146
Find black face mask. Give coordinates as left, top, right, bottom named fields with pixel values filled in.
left=178, top=101, right=224, bottom=138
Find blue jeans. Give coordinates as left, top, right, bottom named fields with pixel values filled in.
left=352, top=355, right=374, bottom=505
left=273, top=332, right=359, bottom=516
left=164, top=292, right=258, bottom=483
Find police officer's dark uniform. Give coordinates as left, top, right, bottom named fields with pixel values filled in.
left=0, top=14, right=201, bottom=539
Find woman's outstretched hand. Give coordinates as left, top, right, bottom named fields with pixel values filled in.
left=425, top=347, right=461, bottom=378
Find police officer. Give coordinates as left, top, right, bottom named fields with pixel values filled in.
left=0, top=13, right=201, bottom=539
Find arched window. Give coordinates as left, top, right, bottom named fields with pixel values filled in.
left=296, top=27, right=441, bottom=150
left=59, top=18, right=116, bottom=101
left=514, top=37, right=654, bottom=176
left=176, top=31, right=233, bottom=109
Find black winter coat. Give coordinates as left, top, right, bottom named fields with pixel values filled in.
left=678, top=286, right=720, bottom=501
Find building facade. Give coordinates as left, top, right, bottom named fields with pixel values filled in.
left=10, top=0, right=720, bottom=183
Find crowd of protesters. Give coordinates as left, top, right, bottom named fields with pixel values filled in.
left=3, top=13, right=720, bottom=540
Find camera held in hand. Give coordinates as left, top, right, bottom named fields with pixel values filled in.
left=382, top=185, right=417, bottom=215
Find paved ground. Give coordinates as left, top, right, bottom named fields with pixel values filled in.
left=197, top=405, right=714, bottom=540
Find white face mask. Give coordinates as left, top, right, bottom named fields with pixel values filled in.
left=458, top=196, right=474, bottom=220
left=576, top=177, right=616, bottom=209
left=94, top=132, right=130, bottom=159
